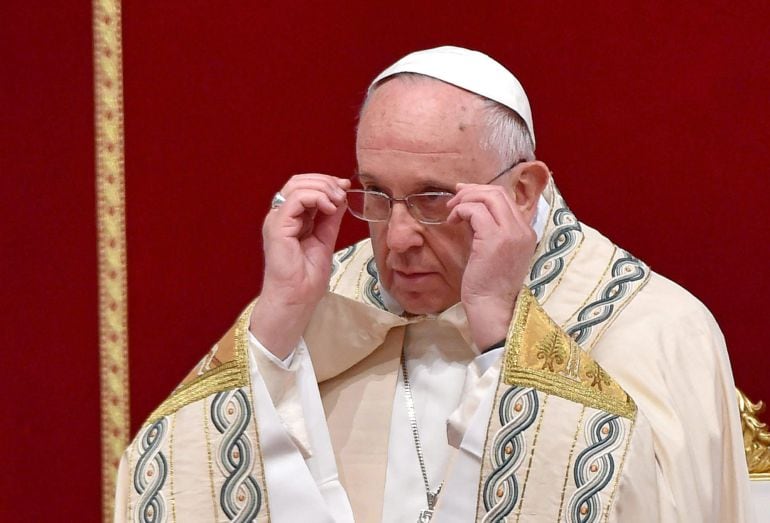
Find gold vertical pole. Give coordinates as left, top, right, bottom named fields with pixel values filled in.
left=93, top=0, right=129, bottom=521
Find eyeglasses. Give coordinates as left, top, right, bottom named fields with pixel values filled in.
left=346, top=159, right=525, bottom=224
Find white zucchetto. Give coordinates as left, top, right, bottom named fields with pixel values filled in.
left=370, top=46, right=536, bottom=148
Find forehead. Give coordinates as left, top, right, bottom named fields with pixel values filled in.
left=356, top=78, right=499, bottom=189
left=358, top=78, right=488, bottom=150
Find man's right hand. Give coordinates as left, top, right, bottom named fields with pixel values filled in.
left=250, top=174, right=350, bottom=359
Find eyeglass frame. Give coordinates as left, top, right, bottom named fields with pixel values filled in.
left=345, top=159, right=527, bottom=225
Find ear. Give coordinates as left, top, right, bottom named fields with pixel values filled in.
left=511, top=160, right=550, bottom=222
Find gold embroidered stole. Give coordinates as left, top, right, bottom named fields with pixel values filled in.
left=119, top=304, right=270, bottom=522
left=322, top=178, right=652, bottom=522
left=475, top=290, right=637, bottom=521
left=116, top=178, right=652, bottom=523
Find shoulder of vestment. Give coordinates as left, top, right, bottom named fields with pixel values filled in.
left=141, top=301, right=256, bottom=426
left=118, top=303, right=269, bottom=522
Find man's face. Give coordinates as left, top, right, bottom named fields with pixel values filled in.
left=355, top=78, right=503, bottom=314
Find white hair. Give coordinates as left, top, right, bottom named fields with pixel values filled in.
left=360, top=73, right=536, bottom=169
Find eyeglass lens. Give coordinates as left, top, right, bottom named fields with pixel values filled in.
left=346, top=190, right=453, bottom=224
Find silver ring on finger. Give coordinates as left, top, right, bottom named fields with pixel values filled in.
left=270, top=192, right=286, bottom=209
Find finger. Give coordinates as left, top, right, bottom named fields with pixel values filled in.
left=448, top=201, right=537, bottom=262
left=284, top=189, right=340, bottom=217
left=451, top=183, right=515, bottom=207
left=313, top=201, right=347, bottom=249
left=281, top=181, right=345, bottom=207
left=448, top=186, right=515, bottom=228
left=266, top=190, right=340, bottom=240
left=282, top=174, right=350, bottom=203
left=452, top=183, right=533, bottom=232
left=446, top=201, right=500, bottom=237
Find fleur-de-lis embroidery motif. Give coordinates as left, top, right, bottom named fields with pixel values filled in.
left=536, top=331, right=567, bottom=372
left=587, top=362, right=611, bottom=391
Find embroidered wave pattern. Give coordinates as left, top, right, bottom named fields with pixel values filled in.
left=133, top=419, right=168, bottom=523
left=211, top=389, right=262, bottom=522
left=529, top=205, right=582, bottom=300
left=364, top=257, right=385, bottom=308
left=565, top=252, right=647, bottom=345
left=566, top=412, right=625, bottom=522
left=482, top=386, right=540, bottom=522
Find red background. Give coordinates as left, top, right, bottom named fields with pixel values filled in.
left=3, top=2, right=769, bottom=520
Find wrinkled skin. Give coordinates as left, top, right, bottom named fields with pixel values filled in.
left=250, top=78, right=549, bottom=357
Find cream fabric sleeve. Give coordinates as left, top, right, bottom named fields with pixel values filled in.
left=247, top=331, right=309, bottom=453
left=594, top=274, right=755, bottom=522
left=247, top=333, right=355, bottom=522
left=112, top=334, right=352, bottom=523
left=654, top=305, right=755, bottom=522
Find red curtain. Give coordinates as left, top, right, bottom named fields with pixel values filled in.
left=3, top=2, right=769, bottom=520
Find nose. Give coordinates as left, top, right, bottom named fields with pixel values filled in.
left=385, top=201, right=424, bottom=253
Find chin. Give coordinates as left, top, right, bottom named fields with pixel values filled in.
left=392, top=288, right=455, bottom=315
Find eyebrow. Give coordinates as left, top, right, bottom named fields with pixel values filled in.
left=355, top=171, right=456, bottom=192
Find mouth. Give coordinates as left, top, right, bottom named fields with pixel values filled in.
left=393, top=270, right=436, bottom=284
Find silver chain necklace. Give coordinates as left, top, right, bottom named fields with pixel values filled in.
left=400, top=350, right=443, bottom=523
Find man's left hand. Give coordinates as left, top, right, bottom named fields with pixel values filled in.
left=446, top=183, right=536, bottom=350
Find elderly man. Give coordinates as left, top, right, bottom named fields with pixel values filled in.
left=115, top=47, right=753, bottom=522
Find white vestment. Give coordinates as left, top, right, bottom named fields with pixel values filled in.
left=115, top=180, right=754, bottom=522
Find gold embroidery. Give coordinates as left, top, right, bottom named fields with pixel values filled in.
left=169, top=412, right=177, bottom=523
left=354, top=253, right=369, bottom=301
left=505, top=287, right=533, bottom=368
left=506, top=368, right=635, bottom=420
left=197, top=344, right=222, bottom=375
left=514, top=394, right=549, bottom=521
left=94, top=0, right=129, bottom=519
left=504, top=290, right=636, bottom=420
left=602, top=417, right=636, bottom=522
left=203, top=398, right=220, bottom=522
left=587, top=362, right=611, bottom=391
left=536, top=331, right=567, bottom=372
left=147, top=362, right=245, bottom=423
left=557, top=405, right=586, bottom=521
left=145, top=303, right=255, bottom=424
